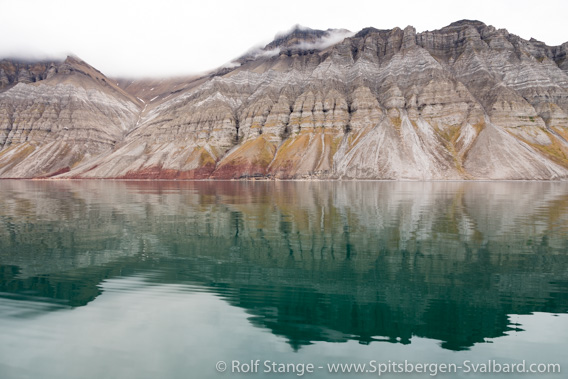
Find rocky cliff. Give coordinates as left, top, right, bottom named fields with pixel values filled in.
left=0, top=56, right=141, bottom=177
left=1, top=20, right=568, bottom=179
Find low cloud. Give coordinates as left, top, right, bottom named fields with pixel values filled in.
left=238, top=27, right=353, bottom=63
left=239, top=45, right=281, bottom=61
left=253, top=48, right=281, bottom=58
left=291, top=29, right=355, bottom=51
left=221, top=61, right=242, bottom=69
left=0, top=49, right=67, bottom=63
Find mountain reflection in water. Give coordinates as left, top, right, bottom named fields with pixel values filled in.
left=0, top=180, right=567, bottom=355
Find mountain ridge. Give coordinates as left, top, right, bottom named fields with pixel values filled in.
left=1, top=20, right=568, bottom=180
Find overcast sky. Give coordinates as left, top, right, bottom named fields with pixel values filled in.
left=1, top=0, right=567, bottom=78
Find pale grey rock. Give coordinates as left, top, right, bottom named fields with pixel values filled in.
left=1, top=21, right=568, bottom=179
left=0, top=57, right=140, bottom=178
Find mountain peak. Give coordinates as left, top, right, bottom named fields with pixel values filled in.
left=266, top=25, right=329, bottom=50
left=2, top=20, right=568, bottom=180
left=233, top=26, right=353, bottom=64
left=447, top=19, right=486, bottom=28
left=62, top=55, right=107, bottom=78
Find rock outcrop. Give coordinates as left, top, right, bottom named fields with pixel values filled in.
left=0, top=59, right=60, bottom=90
left=1, top=20, right=568, bottom=179
left=0, top=56, right=141, bottom=178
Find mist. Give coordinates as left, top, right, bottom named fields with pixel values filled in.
left=1, top=0, right=567, bottom=78
left=292, top=30, right=355, bottom=51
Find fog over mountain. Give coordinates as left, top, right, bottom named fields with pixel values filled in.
left=1, top=20, right=568, bottom=180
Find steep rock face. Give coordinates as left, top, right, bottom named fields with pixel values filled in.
left=1, top=21, right=568, bottom=180
left=0, top=57, right=140, bottom=178
left=0, top=59, right=60, bottom=90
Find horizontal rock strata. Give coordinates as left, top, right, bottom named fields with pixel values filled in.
left=1, top=20, right=568, bottom=180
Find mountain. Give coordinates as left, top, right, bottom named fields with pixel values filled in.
left=1, top=20, right=568, bottom=180
left=0, top=56, right=141, bottom=177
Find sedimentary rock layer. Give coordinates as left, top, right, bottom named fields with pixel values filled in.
left=1, top=20, right=568, bottom=179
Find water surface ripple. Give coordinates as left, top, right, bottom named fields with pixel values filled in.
left=0, top=181, right=567, bottom=378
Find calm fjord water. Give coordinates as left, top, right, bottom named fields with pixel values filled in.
left=0, top=180, right=567, bottom=378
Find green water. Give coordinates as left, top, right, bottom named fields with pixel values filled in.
left=0, top=180, right=567, bottom=378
